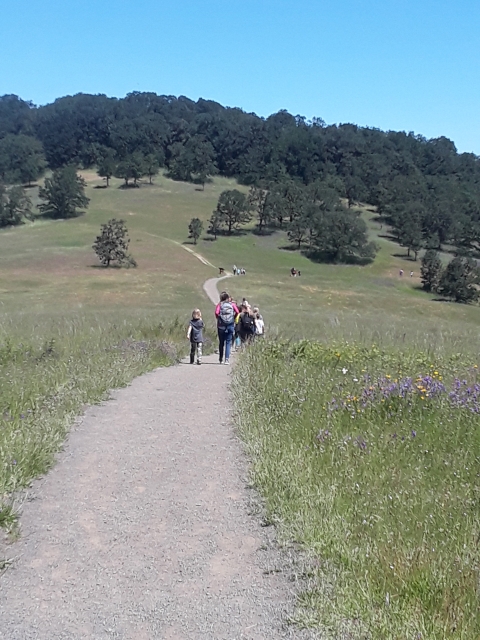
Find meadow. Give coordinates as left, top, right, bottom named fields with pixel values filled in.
left=1, top=172, right=479, bottom=635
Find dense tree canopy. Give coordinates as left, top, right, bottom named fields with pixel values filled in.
left=1, top=91, right=480, bottom=260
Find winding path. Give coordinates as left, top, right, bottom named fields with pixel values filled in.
left=0, top=270, right=317, bottom=639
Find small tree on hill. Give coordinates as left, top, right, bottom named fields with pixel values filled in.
left=207, top=210, right=222, bottom=240
left=97, top=149, right=117, bottom=187
left=144, top=153, right=161, bottom=184
left=438, top=256, right=479, bottom=303
left=0, top=184, right=32, bottom=227
left=93, top=218, right=137, bottom=267
left=420, top=249, right=442, bottom=292
left=215, top=189, right=251, bottom=234
left=38, top=166, right=89, bottom=219
left=188, top=217, right=203, bottom=244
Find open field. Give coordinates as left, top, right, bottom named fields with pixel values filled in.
left=1, top=170, right=480, bottom=339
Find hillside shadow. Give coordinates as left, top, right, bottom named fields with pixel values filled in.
left=93, top=185, right=108, bottom=189
left=252, top=227, right=276, bottom=237
left=304, top=248, right=374, bottom=266
left=392, top=253, right=417, bottom=262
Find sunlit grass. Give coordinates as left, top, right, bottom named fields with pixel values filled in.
left=233, top=337, right=480, bottom=638
left=0, top=310, right=215, bottom=510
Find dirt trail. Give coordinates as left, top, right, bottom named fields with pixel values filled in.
left=0, top=276, right=315, bottom=639
left=203, top=275, right=231, bottom=305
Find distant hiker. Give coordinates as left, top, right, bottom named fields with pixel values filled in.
left=399, top=269, right=404, bottom=277
left=187, top=308, right=204, bottom=365
left=233, top=264, right=237, bottom=275
left=410, top=271, right=414, bottom=278
left=219, top=267, right=225, bottom=275
left=215, top=291, right=239, bottom=364
left=238, top=304, right=256, bottom=345
left=291, top=267, right=297, bottom=277
left=242, top=297, right=249, bottom=308
left=297, top=270, right=301, bottom=277
left=253, top=307, right=265, bottom=337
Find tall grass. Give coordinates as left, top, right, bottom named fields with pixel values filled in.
left=233, top=338, right=480, bottom=638
left=0, top=310, right=199, bottom=517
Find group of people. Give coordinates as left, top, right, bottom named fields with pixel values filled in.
left=186, top=291, right=265, bottom=365
left=232, top=265, right=247, bottom=276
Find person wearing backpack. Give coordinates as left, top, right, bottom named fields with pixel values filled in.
left=238, top=304, right=256, bottom=345
left=214, top=291, right=239, bottom=364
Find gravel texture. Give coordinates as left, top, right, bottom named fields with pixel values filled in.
left=0, top=277, right=321, bottom=639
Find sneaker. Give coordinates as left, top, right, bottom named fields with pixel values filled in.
left=224, top=359, right=230, bottom=365
left=197, top=361, right=202, bottom=365
left=219, top=359, right=223, bottom=364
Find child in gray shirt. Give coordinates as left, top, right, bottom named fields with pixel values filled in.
left=187, top=308, right=204, bottom=365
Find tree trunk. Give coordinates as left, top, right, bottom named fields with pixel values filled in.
left=106, top=176, right=110, bottom=187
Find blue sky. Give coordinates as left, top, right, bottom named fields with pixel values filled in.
left=2, top=0, right=479, bottom=153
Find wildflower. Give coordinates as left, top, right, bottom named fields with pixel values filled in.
left=342, top=367, right=348, bottom=374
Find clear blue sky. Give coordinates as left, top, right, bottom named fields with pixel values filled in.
left=2, top=0, right=479, bottom=153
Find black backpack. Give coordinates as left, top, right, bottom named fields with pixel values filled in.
left=240, top=313, right=255, bottom=333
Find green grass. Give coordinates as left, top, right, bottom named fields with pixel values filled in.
left=233, top=339, right=480, bottom=638
left=1, top=171, right=480, bottom=634
left=0, top=312, right=194, bottom=497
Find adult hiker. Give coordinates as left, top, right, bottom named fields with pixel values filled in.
left=238, top=304, right=256, bottom=345
left=215, top=291, right=239, bottom=364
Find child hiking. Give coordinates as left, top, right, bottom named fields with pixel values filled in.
left=187, top=308, right=204, bottom=365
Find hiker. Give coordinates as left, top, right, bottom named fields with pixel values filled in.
left=233, top=264, right=237, bottom=275
left=187, top=308, right=204, bottom=365
left=253, top=307, right=265, bottom=337
left=410, top=271, right=414, bottom=278
left=238, top=304, right=256, bottom=345
left=399, top=269, right=404, bottom=277
left=215, top=291, right=239, bottom=364
left=233, top=303, right=241, bottom=350
left=291, top=267, right=296, bottom=277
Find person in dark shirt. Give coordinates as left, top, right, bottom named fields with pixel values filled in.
left=187, top=308, right=204, bottom=365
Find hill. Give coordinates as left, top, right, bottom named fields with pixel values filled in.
left=1, top=171, right=479, bottom=343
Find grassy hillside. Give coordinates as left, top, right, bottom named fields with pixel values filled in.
left=1, top=171, right=479, bottom=345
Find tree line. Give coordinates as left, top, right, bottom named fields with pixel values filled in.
left=1, top=91, right=480, bottom=263
left=190, top=182, right=376, bottom=262
left=421, top=250, right=480, bottom=304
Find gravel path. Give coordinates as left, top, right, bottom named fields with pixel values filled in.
left=203, top=275, right=231, bottom=305
left=0, top=276, right=317, bottom=639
